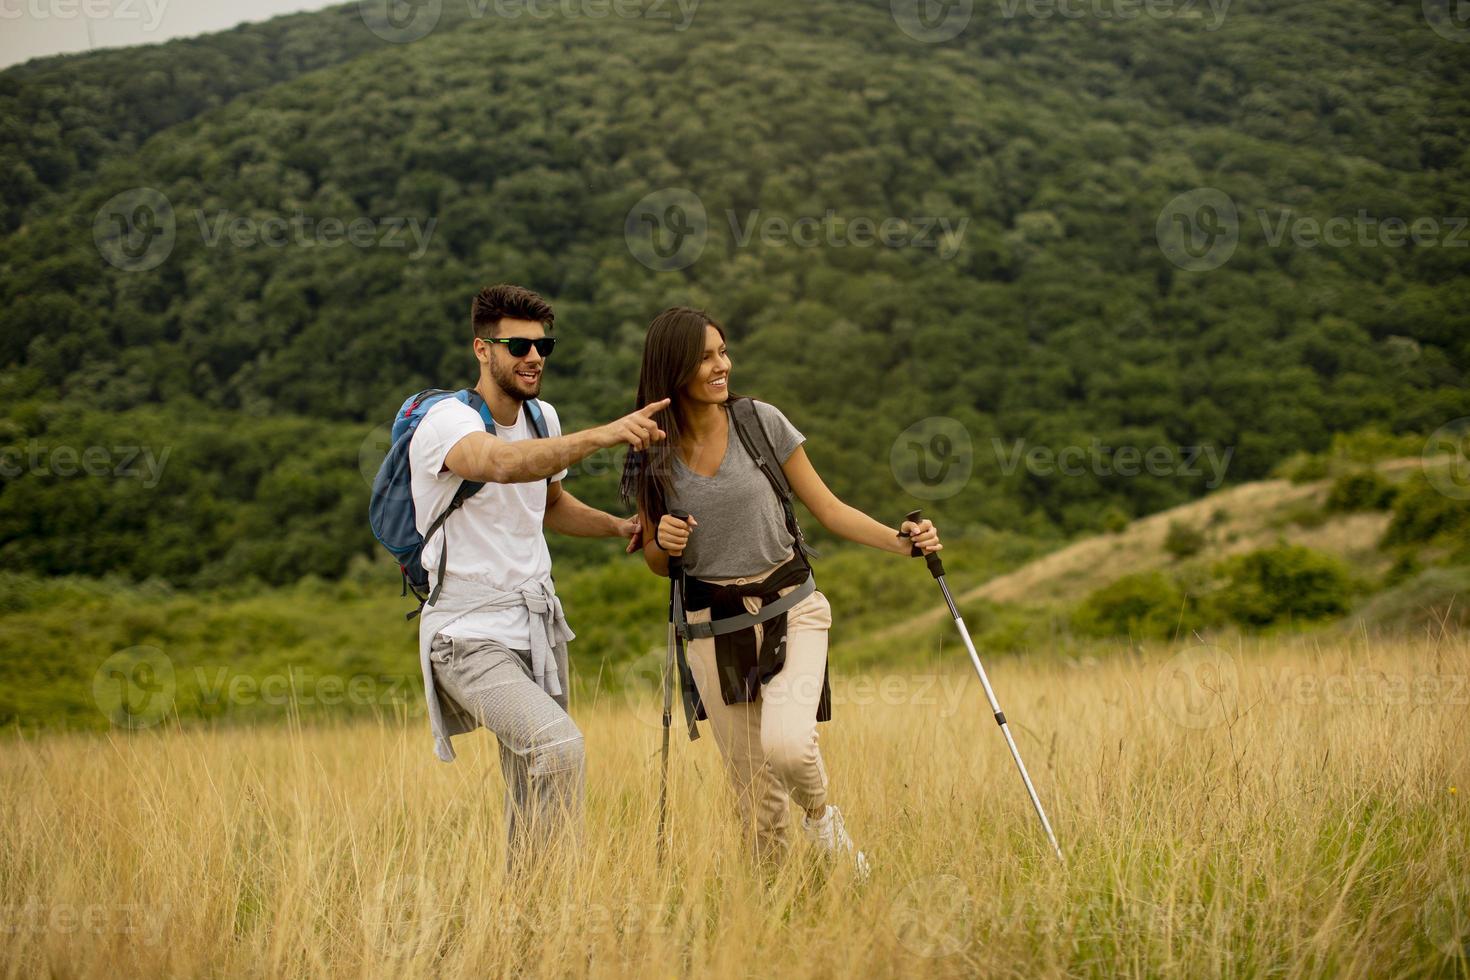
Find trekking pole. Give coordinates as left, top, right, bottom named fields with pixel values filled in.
left=656, top=508, right=690, bottom=865
left=904, top=509, right=1064, bottom=862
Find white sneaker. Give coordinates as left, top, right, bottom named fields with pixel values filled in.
left=802, top=804, right=871, bottom=879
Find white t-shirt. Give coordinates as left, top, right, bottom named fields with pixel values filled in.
left=408, top=396, right=568, bottom=647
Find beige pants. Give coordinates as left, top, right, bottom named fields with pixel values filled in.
left=684, top=567, right=834, bottom=855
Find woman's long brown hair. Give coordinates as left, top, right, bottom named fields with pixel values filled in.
left=618, top=306, right=735, bottom=531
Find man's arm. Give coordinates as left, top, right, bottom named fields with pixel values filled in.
left=544, top=482, right=642, bottom=553
left=443, top=398, right=669, bottom=484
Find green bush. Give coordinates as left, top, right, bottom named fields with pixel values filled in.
left=1210, top=545, right=1353, bottom=628
left=1101, top=507, right=1130, bottom=535
left=1348, top=565, right=1470, bottom=635
left=1274, top=452, right=1330, bottom=484
left=1278, top=500, right=1329, bottom=529
left=1163, top=521, right=1206, bottom=560
left=1382, top=551, right=1422, bottom=588
left=1382, top=472, right=1470, bottom=553
left=1274, top=429, right=1431, bottom=483
left=1072, top=571, right=1205, bottom=641
left=1325, top=470, right=1398, bottom=512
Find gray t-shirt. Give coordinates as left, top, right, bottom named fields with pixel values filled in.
left=666, top=400, right=805, bottom=580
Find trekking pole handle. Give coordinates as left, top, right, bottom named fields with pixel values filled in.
left=666, top=508, right=691, bottom=576
left=903, top=509, right=946, bottom=579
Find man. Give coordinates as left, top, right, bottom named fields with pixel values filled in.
left=409, top=282, right=667, bottom=867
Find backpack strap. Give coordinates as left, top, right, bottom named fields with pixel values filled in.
left=461, top=389, right=550, bottom=440
left=523, top=400, right=553, bottom=484
left=423, top=478, right=483, bottom=608
left=728, top=397, right=817, bottom=564
left=523, top=398, right=550, bottom=439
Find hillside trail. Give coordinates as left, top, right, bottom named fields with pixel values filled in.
left=871, top=458, right=1422, bottom=644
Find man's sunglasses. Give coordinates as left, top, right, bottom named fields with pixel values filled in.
left=480, top=336, right=556, bottom=358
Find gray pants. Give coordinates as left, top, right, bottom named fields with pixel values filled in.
left=428, top=633, right=585, bottom=870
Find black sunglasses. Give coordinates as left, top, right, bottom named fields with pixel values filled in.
left=480, top=336, right=556, bottom=358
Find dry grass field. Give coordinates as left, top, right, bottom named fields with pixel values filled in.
left=4, top=631, right=1467, bottom=978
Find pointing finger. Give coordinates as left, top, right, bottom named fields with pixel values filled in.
left=638, top=398, right=672, bottom=418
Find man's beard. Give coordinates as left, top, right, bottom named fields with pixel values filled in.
left=489, top=356, right=541, bottom=401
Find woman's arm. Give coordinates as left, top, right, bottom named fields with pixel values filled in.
left=782, top=445, right=941, bottom=555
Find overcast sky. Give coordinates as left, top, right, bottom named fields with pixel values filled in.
left=1, top=0, right=349, bottom=70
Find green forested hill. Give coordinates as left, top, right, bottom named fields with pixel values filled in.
left=0, top=2, right=477, bottom=229
left=1, top=0, right=1467, bottom=587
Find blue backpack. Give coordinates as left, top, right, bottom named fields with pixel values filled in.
left=368, top=387, right=549, bottom=619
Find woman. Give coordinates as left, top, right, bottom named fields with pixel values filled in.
left=620, top=307, right=943, bottom=870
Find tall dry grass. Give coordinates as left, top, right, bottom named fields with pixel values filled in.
left=3, top=633, right=1467, bottom=979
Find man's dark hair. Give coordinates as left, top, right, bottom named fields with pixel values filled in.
left=471, top=283, right=555, bottom=339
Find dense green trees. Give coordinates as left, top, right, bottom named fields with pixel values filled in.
left=1, top=0, right=1466, bottom=585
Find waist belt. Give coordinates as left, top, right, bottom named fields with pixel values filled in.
left=672, top=556, right=831, bottom=735
left=677, top=575, right=815, bottom=640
